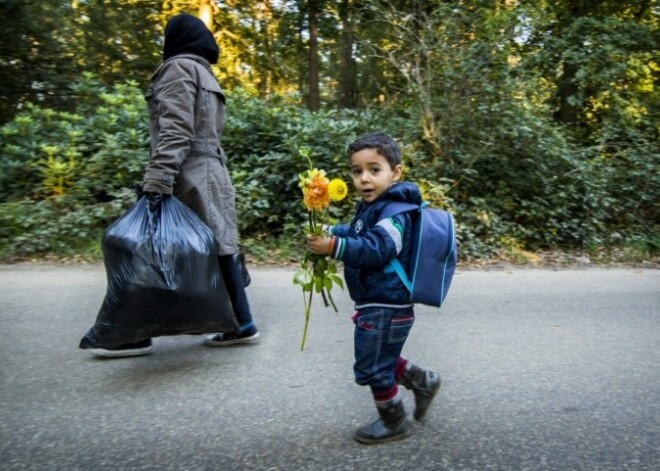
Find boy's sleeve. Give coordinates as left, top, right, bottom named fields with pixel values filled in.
left=331, top=214, right=408, bottom=269
left=328, top=224, right=350, bottom=237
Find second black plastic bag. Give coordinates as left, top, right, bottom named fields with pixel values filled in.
left=79, top=195, right=238, bottom=349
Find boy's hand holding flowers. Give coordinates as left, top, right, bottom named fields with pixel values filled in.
left=307, top=234, right=334, bottom=256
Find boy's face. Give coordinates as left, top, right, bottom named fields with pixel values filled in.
left=350, top=148, right=403, bottom=203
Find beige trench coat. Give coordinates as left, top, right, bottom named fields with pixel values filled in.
left=142, top=54, right=239, bottom=255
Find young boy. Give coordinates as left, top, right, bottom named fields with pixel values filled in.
left=307, top=132, right=441, bottom=444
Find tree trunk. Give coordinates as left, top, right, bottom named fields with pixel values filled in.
left=554, top=61, right=579, bottom=124
left=307, top=0, right=321, bottom=111
left=337, top=0, right=356, bottom=109
left=198, top=0, right=213, bottom=31
left=256, top=1, right=273, bottom=97
left=296, top=5, right=306, bottom=98
left=553, top=1, right=585, bottom=125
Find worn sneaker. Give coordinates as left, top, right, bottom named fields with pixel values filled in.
left=203, top=328, right=259, bottom=347
left=89, top=339, right=153, bottom=358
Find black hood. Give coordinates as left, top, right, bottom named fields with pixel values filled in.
left=163, top=13, right=219, bottom=64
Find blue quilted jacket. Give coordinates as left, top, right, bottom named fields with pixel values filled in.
left=330, top=181, right=422, bottom=307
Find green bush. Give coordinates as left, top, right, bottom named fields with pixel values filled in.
left=0, top=74, right=147, bottom=258
left=0, top=189, right=135, bottom=259
left=0, top=74, right=658, bottom=263
left=223, top=90, right=398, bottom=237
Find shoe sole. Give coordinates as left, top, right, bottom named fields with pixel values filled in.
left=89, top=346, right=153, bottom=358
left=203, top=331, right=260, bottom=347
left=354, top=428, right=412, bottom=445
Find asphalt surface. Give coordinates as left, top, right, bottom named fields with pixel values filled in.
left=0, top=264, right=658, bottom=471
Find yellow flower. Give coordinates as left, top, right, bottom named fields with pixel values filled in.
left=328, top=179, right=348, bottom=202
left=303, top=171, right=330, bottom=211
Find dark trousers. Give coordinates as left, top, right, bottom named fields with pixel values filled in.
left=218, top=255, right=254, bottom=330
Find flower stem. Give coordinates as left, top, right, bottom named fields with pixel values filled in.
left=327, top=289, right=338, bottom=312
left=300, top=289, right=313, bottom=351
left=308, top=211, right=314, bottom=233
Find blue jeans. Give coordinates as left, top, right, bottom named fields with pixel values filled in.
left=353, top=306, right=415, bottom=391
left=218, top=255, right=254, bottom=330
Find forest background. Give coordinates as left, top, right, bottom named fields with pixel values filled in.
left=0, top=0, right=658, bottom=266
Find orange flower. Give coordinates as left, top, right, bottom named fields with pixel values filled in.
left=303, top=172, right=331, bottom=211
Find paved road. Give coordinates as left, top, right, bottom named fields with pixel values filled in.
left=0, top=264, right=658, bottom=471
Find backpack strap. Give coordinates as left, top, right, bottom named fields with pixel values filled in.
left=379, top=202, right=420, bottom=220
left=387, top=258, right=412, bottom=292
left=379, top=201, right=423, bottom=295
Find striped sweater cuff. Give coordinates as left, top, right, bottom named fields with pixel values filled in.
left=332, top=237, right=346, bottom=260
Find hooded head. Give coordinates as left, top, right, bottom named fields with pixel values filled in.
left=163, top=13, right=219, bottom=64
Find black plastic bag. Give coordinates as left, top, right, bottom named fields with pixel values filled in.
left=79, top=195, right=238, bottom=349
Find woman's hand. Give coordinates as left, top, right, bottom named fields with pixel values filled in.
left=307, top=234, right=333, bottom=256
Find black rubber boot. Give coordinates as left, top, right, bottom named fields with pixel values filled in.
left=354, top=398, right=411, bottom=445
left=398, top=364, right=441, bottom=420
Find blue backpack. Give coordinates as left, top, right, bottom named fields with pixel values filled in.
left=381, top=202, right=457, bottom=307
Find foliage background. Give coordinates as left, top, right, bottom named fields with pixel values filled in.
left=0, top=0, right=658, bottom=265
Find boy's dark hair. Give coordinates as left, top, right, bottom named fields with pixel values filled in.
left=347, top=132, right=402, bottom=169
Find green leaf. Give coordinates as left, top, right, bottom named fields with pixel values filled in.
left=330, top=274, right=344, bottom=289
left=314, top=277, right=324, bottom=293
left=293, top=269, right=312, bottom=287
